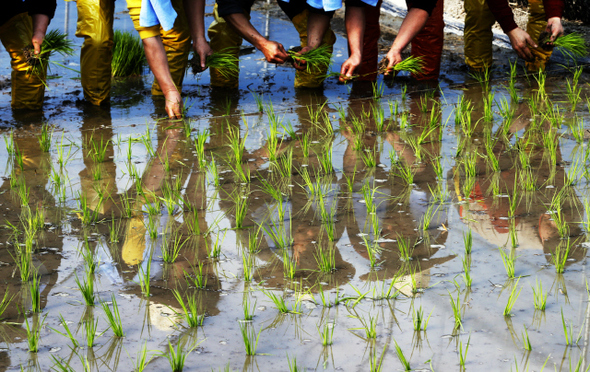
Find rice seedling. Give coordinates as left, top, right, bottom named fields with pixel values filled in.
left=458, top=335, right=471, bottom=368
left=251, top=91, right=264, bottom=113
left=561, top=308, right=583, bottom=346
left=239, top=323, right=262, bottom=356
left=162, top=233, right=187, bottom=264
left=542, top=32, right=588, bottom=60
left=288, top=44, right=332, bottom=73
left=379, top=55, right=424, bottom=76
left=242, top=296, right=256, bottom=321
left=4, top=130, right=14, bottom=155
left=317, top=144, right=333, bottom=174
left=552, top=238, right=570, bottom=274
left=393, top=340, right=411, bottom=371
left=263, top=289, right=300, bottom=314
left=85, top=316, right=104, bottom=348
left=462, top=255, right=472, bottom=288
left=372, top=103, right=386, bottom=132
left=287, top=354, right=304, bottom=372
left=449, top=291, right=462, bottom=329
left=100, top=294, right=124, bottom=337
left=51, top=314, right=79, bottom=348
left=372, top=81, right=385, bottom=99
left=131, top=342, right=153, bottom=372
left=532, top=279, right=548, bottom=311
left=350, top=312, right=377, bottom=339
left=162, top=340, right=198, bottom=372
left=173, top=290, right=204, bottom=327
left=0, top=289, right=13, bottom=321
left=394, top=161, right=415, bottom=186
left=499, top=248, right=517, bottom=279
left=463, top=229, right=473, bottom=255
left=191, top=50, right=239, bottom=80
left=275, top=148, right=294, bottom=178
left=194, top=129, right=209, bottom=168
left=483, top=91, right=495, bottom=121
left=317, top=322, right=334, bottom=346
left=12, top=242, right=33, bottom=282
left=314, top=243, right=336, bottom=273
left=566, top=78, right=582, bottom=111
left=207, top=157, right=220, bottom=187
left=206, top=230, right=226, bottom=259
left=508, top=59, right=519, bottom=101
left=75, top=270, right=95, bottom=306
left=412, top=305, right=433, bottom=331
left=111, top=30, right=146, bottom=76
left=138, top=253, right=152, bottom=297
left=396, top=234, right=413, bottom=262
left=145, top=213, right=159, bottom=240
left=29, top=273, right=41, bottom=313
left=242, top=250, right=254, bottom=282
left=569, top=116, right=585, bottom=143
left=24, top=29, right=74, bottom=84
left=533, top=70, right=547, bottom=99
left=24, top=314, right=46, bottom=353
left=185, top=261, right=208, bottom=289
left=79, top=238, right=99, bottom=274
left=503, top=278, right=522, bottom=317
left=522, top=325, right=532, bottom=351
left=282, top=249, right=296, bottom=280
left=38, top=123, right=53, bottom=152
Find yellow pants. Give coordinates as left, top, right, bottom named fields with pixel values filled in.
left=126, top=0, right=191, bottom=95
left=0, top=13, right=46, bottom=110
left=207, top=6, right=336, bottom=88
left=464, top=0, right=552, bottom=71
left=76, top=0, right=115, bottom=106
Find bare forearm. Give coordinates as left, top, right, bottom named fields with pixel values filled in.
left=307, top=12, right=330, bottom=49
left=389, top=8, right=429, bottom=54
left=143, top=36, right=177, bottom=92
left=345, top=6, right=365, bottom=59
left=183, top=0, right=207, bottom=43
left=224, top=13, right=266, bottom=49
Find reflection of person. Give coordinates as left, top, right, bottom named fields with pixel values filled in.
left=126, top=0, right=211, bottom=118
left=2, top=1, right=56, bottom=109
left=464, top=0, right=564, bottom=71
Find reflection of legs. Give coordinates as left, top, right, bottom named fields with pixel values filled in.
left=76, top=0, right=115, bottom=105
left=0, top=13, right=46, bottom=109
left=409, top=0, right=444, bottom=80
left=356, top=0, right=382, bottom=82
left=525, top=0, right=552, bottom=71
left=207, top=4, right=243, bottom=89
left=289, top=9, right=336, bottom=88
left=464, top=0, right=495, bottom=70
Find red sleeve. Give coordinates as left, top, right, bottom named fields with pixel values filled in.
left=486, top=0, right=518, bottom=33
left=543, top=0, right=564, bottom=20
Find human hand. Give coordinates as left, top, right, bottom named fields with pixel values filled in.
left=31, top=31, right=45, bottom=55
left=164, top=88, right=183, bottom=119
left=194, top=37, right=212, bottom=69
left=546, top=17, right=564, bottom=42
left=383, top=47, right=402, bottom=75
left=259, top=40, right=289, bottom=64
left=339, top=53, right=361, bottom=82
left=293, top=46, right=313, bottom=71
left=506, top=27, right=537, bottom=60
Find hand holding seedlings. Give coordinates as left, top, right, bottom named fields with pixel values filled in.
left=506, top=27, right=537, bottom=61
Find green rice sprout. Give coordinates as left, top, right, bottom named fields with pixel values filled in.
left=379, top=55, right=424, bottom=75
left=561, top=308, right=583, bottom=346
left=242, top=296, right=256, bottom=321
left=499, top=248, right=517, bottom=279
left=191, top=50, right=239, bottom=79
left=393, top=340, right=411, bottom=371
left=0, top=289, right=14, bottom=320
left=412, top=305, right=433, bottom=331
left=552, top=238, right=570, bottom=274
left=462, top=255, right=472, bottom=288
left=532, top=279, right=548, bottom=311
left=24, top=30, right=74, bottom=83
left=458, top=335, right=471, bottom=367
left=131, top=342, right=153, bottom=372
left=101, top=294, right=124, bottom=337
left=522, top=325, right=532, bottom=351
left=449, top=291, right=462, bottom=329
left=317, top=322, right=334, bottom=345
left=38, top=123, right=53, bottom=152
left=349, top=312, right=378, bottom=339
left=185, top=261, right=208, bottom=289
left=75, top=270, right=95, bottom=306
left=50, top=314, right=79, bottom=348
left=84, top=317, right=103, bottom=347
left=503, top=278, right=522, bottom=317
left=463, top=229, right=473, bottom=254
left=542, top=33, right=588, bottom=59
left=172, top=290, right=204, bottom=327
left=112, top=30, right=146, bottom=77
left=25, top=314, right=46, bottom=353
left=162, top=233, right=187, bottom=264
left=161, top=340, right=199, bottom=372
left=288, top=44, right=332, bottom=73
left=29, top=273, right=41, bottom=313
left=314, top=243, right=336, bottom=273
left=239, top=322, right=262, bottom=356
left=262, top=289, right=300, bottom=314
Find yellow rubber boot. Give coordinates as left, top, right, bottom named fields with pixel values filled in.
left=291, top=10, right=336, bottom=88
left=464, top=0, right=495, bottom=71
left=0, top=13, right=46, bottom=110
left=207, top=4, right=243, bottom=89
left=525, top=0, right=552, bottom=71
left=76, top=0, right=115, bottom=106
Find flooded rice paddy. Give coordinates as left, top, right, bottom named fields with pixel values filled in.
left=0, top=2, right=589, bottom=372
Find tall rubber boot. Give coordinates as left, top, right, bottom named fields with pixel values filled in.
left=525, top=0, right=552, bottom=71
left=291, top=9, right=336, bottom=88
left=409, top=0, right=444, bottom=80
left=207, top=4, right=243, bottom=89
left=76, top=0, right=115, bottom=106
left=464, top=0, right=495, bottom=71
left=0, top=13, right=46, bottom=110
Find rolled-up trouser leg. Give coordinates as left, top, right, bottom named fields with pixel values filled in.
left=355, top=0, right=382, bottom=82
left=0, top=13, right=46, bottom=110
left=290, top=9, right=336, bottom=88
left=207, top=4, right=243, bottom=88
left=525, top=0, right=552, bottom=71
left=126, top=0, right=191, bottom=94
left=76, top=0, right=115, bottom=106
left=408, top=0, right=444, bottom=80
left=464, top=0, right=495, bottom=70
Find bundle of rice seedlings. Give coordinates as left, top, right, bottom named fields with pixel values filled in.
left=540, top=32, right=588, bottom=59
left=287, top=44, right=332, bottom=73
left=112, top=30, right=146, bottom=77
left=378, top=55, right=424, bottom=75
left=190, top=50, right=240, bottom=79
left=24, top=30, right=74, bottom=82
